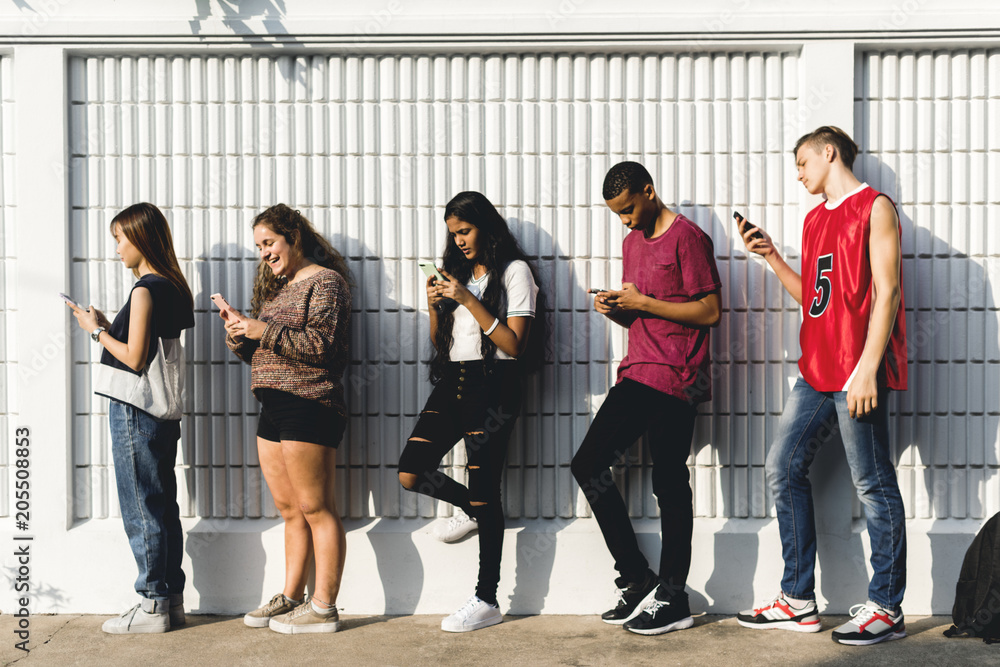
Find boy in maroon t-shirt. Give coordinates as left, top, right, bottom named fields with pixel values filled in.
left=571, top=161, right=722, bottom=635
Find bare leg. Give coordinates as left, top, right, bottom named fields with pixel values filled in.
left=258, top=437, right=311, bottom=599
left=282, top=440, right=345, bottom=604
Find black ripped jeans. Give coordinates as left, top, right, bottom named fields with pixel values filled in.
left=571, top=378, right=698, bottom=593
left=398, top=360, right=521, bottom=606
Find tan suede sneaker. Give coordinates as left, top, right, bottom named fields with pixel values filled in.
left=243, top=593, right=300, bottom=628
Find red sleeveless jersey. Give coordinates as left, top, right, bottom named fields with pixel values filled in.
left=799, top=184, right=908, bottom=391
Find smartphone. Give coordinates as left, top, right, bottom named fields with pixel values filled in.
left=210, top=293, right=241, bottom=321
left=418, top=261, right=447, bottom=283
left=587, top=288, right=609, bottom=294
left=734, top=211, right=764, bottom=242
left=59, top=292, right=84, bottom=309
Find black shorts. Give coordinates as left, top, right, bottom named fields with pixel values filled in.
left=256, top=388, right=345, bottom=448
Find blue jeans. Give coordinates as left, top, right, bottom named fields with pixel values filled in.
left=109, top=400, right=185, bottom=606
left=766, top=378, right=906, bottom=610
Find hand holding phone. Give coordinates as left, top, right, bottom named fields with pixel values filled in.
left=59, top=292, right=84, bottom=310
left=418, top=261, right=447, bottom=283
left=210, top=293, right=242, bottom=322
left=734, top=211, right=765, bottom=242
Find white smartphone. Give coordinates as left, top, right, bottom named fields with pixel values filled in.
left=210, top=293, right=241, bottom=321
left=59, top=292, right=84, bottom=309
left=418, top=261, right=447, bottom=282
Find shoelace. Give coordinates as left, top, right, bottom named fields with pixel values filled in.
left=753, top=594, right=782, bottom=615
left=641, top=599, right=667, bottom=617
left=264, top=593, right=288, bottom=614
left=847, top=602, right=883, bottom=626
left=455, top=597, right=482, bottom=620
left=120, top=604, right=141, bottom=629
left=446, top=510, right=474, bottom=530
left=288, top=603, right=315, bottom=620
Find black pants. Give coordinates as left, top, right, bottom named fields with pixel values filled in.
left=571, top=378, right=697, bottom=591
left=398, top=360, right=521, bottom=605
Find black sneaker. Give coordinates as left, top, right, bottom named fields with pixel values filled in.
left=624, top=587, right=694, bottom=636
left=601, top=569, right=658, bottom=625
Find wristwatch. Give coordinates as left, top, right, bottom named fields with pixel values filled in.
left=91, top=326, right=106, bottom=342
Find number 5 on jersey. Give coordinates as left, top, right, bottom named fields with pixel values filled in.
left=808, top=254, right=833, bottom=318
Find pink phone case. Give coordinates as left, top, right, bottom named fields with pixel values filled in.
left=210, top=293, right=238, bottom=319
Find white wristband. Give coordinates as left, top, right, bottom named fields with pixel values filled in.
left=483, top=318, right=500, bottom=336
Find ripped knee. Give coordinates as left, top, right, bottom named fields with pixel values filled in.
left=470, top=501, right=487, bottom=506
left=398, top=472, right=418, bottom=490
left=408, top=437, right=431, bottom=443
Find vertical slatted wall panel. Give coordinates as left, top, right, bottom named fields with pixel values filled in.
left=857, top=49, right=1000, bottom=520
left=69, top=52, right=799, bottom=522
left=0, top=57, right=14, bottom=517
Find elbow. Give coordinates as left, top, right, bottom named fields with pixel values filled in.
left=876, top=284, right=902, bottom=314
left=126, top=358, right=146, bottom=373
left=507, top=337, right=531, bottom=359
left=704, top=304, right=722, bottom=328
left=888, top=285, right=901, bottom=307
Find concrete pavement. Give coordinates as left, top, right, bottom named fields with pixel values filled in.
left=1, top=613, right=995, bottom=666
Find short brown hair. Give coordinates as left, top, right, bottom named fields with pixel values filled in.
left=794, top=126, right=859, bottom=170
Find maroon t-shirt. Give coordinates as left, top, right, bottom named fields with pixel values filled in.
left=616, top=214, right=722, bottom=403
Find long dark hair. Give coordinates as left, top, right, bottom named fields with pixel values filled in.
left=431, top=191, right=547, bottom=383
left=249, top=204, right=352, bottom=317
left=111, top=203, right=193, bottom=311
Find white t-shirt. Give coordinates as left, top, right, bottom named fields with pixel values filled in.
left=449, top=259, right=539, bottom=361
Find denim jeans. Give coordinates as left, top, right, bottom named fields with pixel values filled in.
left=766, top=377, right=906, bottom=610
left=109, top=399, right=185, bottom=606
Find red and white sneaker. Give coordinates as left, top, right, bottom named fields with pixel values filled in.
left=831, top=601, right=906, bottom=646
left=736, top=593, right=822, bottom=633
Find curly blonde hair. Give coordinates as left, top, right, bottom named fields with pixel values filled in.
left=249, top=204, right=352, bottom=317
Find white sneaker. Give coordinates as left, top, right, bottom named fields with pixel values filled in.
left=736, top=592, right=821, bottom=632
left=440, top=595, right=503, bottom=633
left=831, top=600, right=906, bottom=645
left=433, top=508, right=478, bottom=543
left=101, top=603, right=170, bottom=634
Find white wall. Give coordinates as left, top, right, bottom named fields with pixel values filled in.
left=1, top=1, right=999, bottom=616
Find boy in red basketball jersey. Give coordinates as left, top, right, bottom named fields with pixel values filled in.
left=735, top=127, right=908, bottom=646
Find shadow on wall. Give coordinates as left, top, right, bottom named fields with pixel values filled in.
left=505, top=216, right=565, bottom=615
left=904, top=211, right=998, bottom=614
left=190, top=0, right=292, bottom=39
left=343, top=238, right=425, bottom=615
left=182, top=240, right=267, bottom=614
left=694, top=203, right=765, bottom=614
left=860, top=153, right=1000, bottom=613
